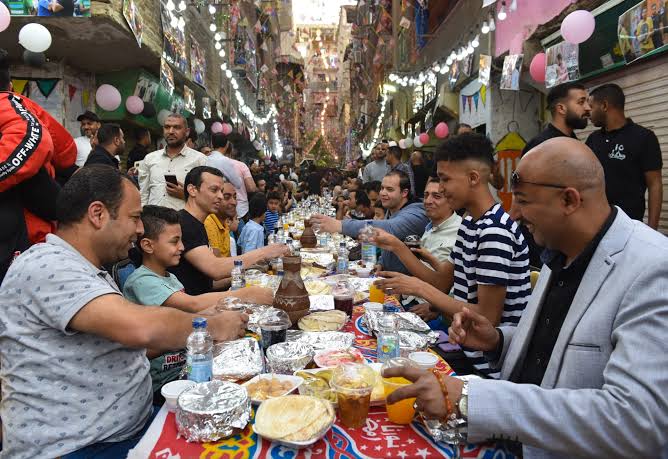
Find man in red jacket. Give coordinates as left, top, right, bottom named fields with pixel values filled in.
left=0, top=48, right=76, bottom=280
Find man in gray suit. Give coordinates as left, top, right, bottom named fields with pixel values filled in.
left=384, top=137, right=668, bottom=458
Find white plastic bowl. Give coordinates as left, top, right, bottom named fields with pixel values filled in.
left=356, top=266, right=372, bottom=278
left=161, top=380, right=197, bottom=412
left=408, top=351, right=439, bottom=370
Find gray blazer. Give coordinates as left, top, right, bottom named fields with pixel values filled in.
left=465, top=209, right=668, bottom=459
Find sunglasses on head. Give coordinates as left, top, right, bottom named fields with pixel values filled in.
left=510, top=171, right=567, bottom=191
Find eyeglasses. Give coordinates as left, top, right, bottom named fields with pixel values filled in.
left=511, top=171, right=567, bottom=191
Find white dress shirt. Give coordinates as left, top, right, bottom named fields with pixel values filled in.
left=138, top=145, right=206, bottom=210
left=74, top=136, right=92, bottom=167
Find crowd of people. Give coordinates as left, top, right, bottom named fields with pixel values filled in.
left=0, top=39, right=667, bottom=459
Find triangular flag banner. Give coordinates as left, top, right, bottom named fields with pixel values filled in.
left=480, top=85, right=487, bottom=105
left=467, top=96, right=472, bottom=112
left=35, top=79, right=59, bottom=98
left=473, top=92, right=480, bottom=110
left=82, top=89, right=90, bottom=107
left=11, top=79, right=28, bottom=95
left=68, top=84, right=77, bottom=101
left=461, top=95, right=467, bottom=112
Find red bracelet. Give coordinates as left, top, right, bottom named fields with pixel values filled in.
left=429, top=368, right=453, bottom=418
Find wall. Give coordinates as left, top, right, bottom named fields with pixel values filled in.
left=488, top=82, right=541, bottom=146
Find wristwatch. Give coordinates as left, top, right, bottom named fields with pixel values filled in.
left=457, top=379, right=469, bottom=421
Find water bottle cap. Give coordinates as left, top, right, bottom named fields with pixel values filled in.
left=234, top=260, right=242, bottom=267
left=340, top=242, right=346, bottom=247
left=192, top=317, right=207, bottom=328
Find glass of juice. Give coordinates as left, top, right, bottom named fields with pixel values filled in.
left=382, top=357, right=418, bottom=424
left=330, top=363, right=376, bottom=428
left=369, top=281, right=385, bottom=303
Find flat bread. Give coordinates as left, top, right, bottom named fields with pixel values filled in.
left=298, top=310, right=347, bottom=332
left=255, top=395, right=334, bottom=441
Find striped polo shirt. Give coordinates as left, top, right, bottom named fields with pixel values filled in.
left=264, top=210, right=279, bottom=236
left=448, top=203, right=531, bottom=378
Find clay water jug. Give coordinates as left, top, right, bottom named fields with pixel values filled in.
left=300, top=219, right=317, bottom=249
left=272, top=256, right=310, bottom=323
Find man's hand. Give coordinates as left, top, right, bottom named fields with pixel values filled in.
left=235, top=286, right=274, bottom=305
left=127, top=167, right=138, bottom=177
left=382, top=365, right=463, bottom=419
left=411, top=247, right=440, bottom=268
left=375, top=271, right=425, bottom=296
left=310, top=214, right=342, bottom=234
left=369, top=227, right=401, bottom=250
left=206, top=311, right=249, bottom=341
left=166, top=181, right=185, bottom=199
left=260, top=243, right=290, bottom=260
left=449, top=307, right=500, bottom=352
left=411, top=302, right=439, bottom=322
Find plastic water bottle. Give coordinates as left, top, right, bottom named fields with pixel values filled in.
left=186, top=318, right=213, bottom=382
left=337, top=242, right=349, bottom=274
left=377, top=315, right=400, bottom=363
left=231, top=260, right=245, bottom=290
left=360, top=224, right=377, bottom=266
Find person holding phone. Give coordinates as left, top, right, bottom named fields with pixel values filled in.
left=138, top=113, right=206, bottom=211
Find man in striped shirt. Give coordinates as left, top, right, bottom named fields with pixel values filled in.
left=377, top=133, right=531, bottom=378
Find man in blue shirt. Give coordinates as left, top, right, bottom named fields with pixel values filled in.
left=238, top=193, right=266, bottom=254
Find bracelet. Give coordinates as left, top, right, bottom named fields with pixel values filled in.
left=429, top=369, right=453, bottom=418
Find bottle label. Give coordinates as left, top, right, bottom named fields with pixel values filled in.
left=377, top=335, right=400, bottom=362
left=187, top=359, right=212, bottom=383
left=337, top=259, right=348, bottom=273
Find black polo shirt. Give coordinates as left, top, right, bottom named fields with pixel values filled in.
left=83, top=146, right=120, bottom=169
left=168, top=209, right=213, bottom=295
left=521, top=123, right=577, bottom=156
left=586, top=120, right=663, bottom=221
left=514, top=207, right=617, bottom=385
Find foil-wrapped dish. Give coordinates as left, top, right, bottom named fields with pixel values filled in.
left=175, top=380, right=251, bottom=442
left=253, top=395, right=335, bottom=448
left=265, top=341, right=314, bottom=375
left=287, top=330, right=355, bottom=351
left=364, top=310, right=431, bottom=334
left=212, top=337, right=264, bottom=381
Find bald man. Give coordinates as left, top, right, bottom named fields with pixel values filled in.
left=384, top=137, right=668, bottom=459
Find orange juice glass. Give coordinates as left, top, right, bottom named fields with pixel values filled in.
left=369, top=283, right=385, bottom=303
left=383, top=376, right=416, bottom=424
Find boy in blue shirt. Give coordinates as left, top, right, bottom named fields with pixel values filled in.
left=238, top=194, right=267, bottom=254
left=264, top=191, right=281, bottom=237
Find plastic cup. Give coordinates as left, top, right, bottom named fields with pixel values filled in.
left=408, top=351, right=439, bottom=370
left=330, top=363, right=376, bottom=428
left=369, top=283, right=385, bottom=303
left=259, top=314, right=291, bottom=350
left=381, top=357, right=417, bottom=424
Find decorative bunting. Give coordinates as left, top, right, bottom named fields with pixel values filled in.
left=480, top=85, right=487, bottom=105
left=473, top=92, right=480, bottom=110
left=82, top=89, right=90, bottom=107
left=11, top=79, right=28, bottom=95
left=68, top=84, right=77, bottom=101
left=35, top=79, right=59, bottom=99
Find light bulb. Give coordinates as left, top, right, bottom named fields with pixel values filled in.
left=209, top=23, right=216, bottom=32
left=225, top=69, right=232, bottom=78
left=177, top=16, right=185, bottom=30
left=218, top=49, right=225, bottom=57
left=214, top=32, right=221, bottom=41
left=472, top=35, right=480, bottom=48
left=440, top=65, right=449, bottom=74
left=208, top=4, right=215, bottom=14
left=467, top=43, right=474, bottom=54
left=510, top=0, right=517, bottom=11
left=177, top=0, right=186, bottom=12
left=433, top=64, right=440, bottom=73
left=215, top=42, right=221, bottom=50
left=482, top=21, right=490, bottom=34
left=170, top=15, right=178, bottom=28
left=489, top=17, right=496, bottom=31
left=446, top=56, right=453, bottom=66
left=166, top=0, right=175, bottom=11
left=220, top=63, right=226, bottom=70
left=498, top=2, right=507, bottom=21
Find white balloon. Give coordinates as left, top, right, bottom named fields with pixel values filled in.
left=404, top=137, right=413, bottom=148
left=193, top=118, right=205, bottom=134
left=157, top=109, right=171, bottom=126
left=19, top=23, right=52, bottom=53
left=414, top=136, right=423, bottom=148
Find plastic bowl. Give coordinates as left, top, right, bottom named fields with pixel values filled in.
left=408, top=351, right=439, bottom=370
left=356, top=266, right=372, bottom=278
left=161, top=380, right=197, bottom=412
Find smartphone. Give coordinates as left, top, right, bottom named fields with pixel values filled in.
left=134, top=161, right=141, bottom=169
left=164, top=174, right=178, bottom=185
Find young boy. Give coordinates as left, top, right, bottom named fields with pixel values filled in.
left=123, top=205, right=273, bottom=397
left=373, top=200, right=385, bottom=220
left=264, top=191, right=281, bottom=236
left=238, top=193, right=267, bottom=254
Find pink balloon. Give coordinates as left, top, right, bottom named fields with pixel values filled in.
left=419, top=133, right=429, bottom=145
left=221, top=123, right=233, bottom=135
left=561, top=10, right=595, bottom=44
left=398, top=139, right=407, bottom=149
left=211, top=122, right=223, bottom=133
left=125, top=96, right=144, bottom=115
left=95, top=84, right=122, bottom=111
left=0, top=3, right=11, bottom=32
left=530, top=52, right=546, bottom=83
left=435, top=122, right=449, bottom=139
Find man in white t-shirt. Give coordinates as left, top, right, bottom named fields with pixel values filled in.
left=73, top=110, right=100, bottom=167
left=211, top=133, right=256, bottom=220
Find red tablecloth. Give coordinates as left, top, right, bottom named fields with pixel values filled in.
left=128, top=304, right=516, bottom=459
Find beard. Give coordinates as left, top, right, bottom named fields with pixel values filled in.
left=565, top=111, right=588, bottom=130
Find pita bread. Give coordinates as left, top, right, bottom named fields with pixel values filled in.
left=254, top=395, right=334, bottom=441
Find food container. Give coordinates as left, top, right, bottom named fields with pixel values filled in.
left=314, top=348, right=365, bottom=368
left=258, top=310, right=291, bottom=350
left=161, top=380, right=196, bottom=412
left=398, top=330, right=431, bottom=357
left=216, top=297, right=249, bottom=313
left=294, top=368, right=337, bottom=404
left=363, top=302, right=383, bottom=314
left=241, top=374, right=303, bottom=405
left=175, top=380, right=251, bottom=442
left=212, top=337, right=264, bottom=381
left=308, top=294, right=335, bottom=311
left=408, top=351, right=439, bottom=370
left=245, top=269, right=263, bottom=286
left=254, top=395, right=335, bottom=448
left=266, top=342, right=314, bottom=374
left=330, top=363, right=376, bottom=428
left=355, top=266, right=373, bottom=278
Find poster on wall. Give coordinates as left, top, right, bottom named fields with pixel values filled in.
left=134, top=74, right=159, bottom=102
left=448, top=62, right=460, bottom=91
left=123, top=0, right=144, bottom=47
left=190, top=35, right=207, bottom=87
left=170, top=94, right=185, bottom=114
left=160, top=3, right=188, bottom=74
left=459, top=82, right=488, bottom=129
left=460, top=53, right=474, bottom=77
left=618, top=0, right=668, bottom=63
left=8, top=0, right=90, bottom=16
left=202, top=97, right=211, bottom=119
left=184, top=86, right=195, bottom=114
left=545, top=41, right=580, bottom=88
left=160, top=58, right=175, bottom=96
left=500, top=54, right=523, bottom=91
left=479, top=54, right=492, bottom=86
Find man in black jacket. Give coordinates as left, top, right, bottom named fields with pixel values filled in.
left=84, top=123, right=125, bottom=169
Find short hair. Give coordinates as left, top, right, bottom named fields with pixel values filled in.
left=435, top=132, right=495, bottom=168
left=165, top=113, right=187, bottom=127
left=248, top=193, right=267, bottom=219
left=356, top=190, right=371, bottom=208
left=0, top=48, right=10, bottom=91
left=454, top=123, right=471, bottom=134
left=374, top=199, right=384, bottom=209
left=590, top=83, right=625, bottom=110
left=183, top=166, right=224, bottom=201
left=96, top=123, right=122, bottom=146
left=547, top=82, right=586, bottom=113
left=267, top=191, right=281, bottom=202
left=385, top=169, right=412, bottom=199
left=134, top=127, right=150, bottom=141
left=350, top=178, right=363, bottom=189
left=426, top=176, right=440, bottom=186
left=364, top=180, right=381, bottom=194
left=56, top=165, right=131, bottom=225
left=140, top=205, right=180, bottom=241
left=211, top=132, right=229, bottom=149
left=388, top=146, right=402, bottom=159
